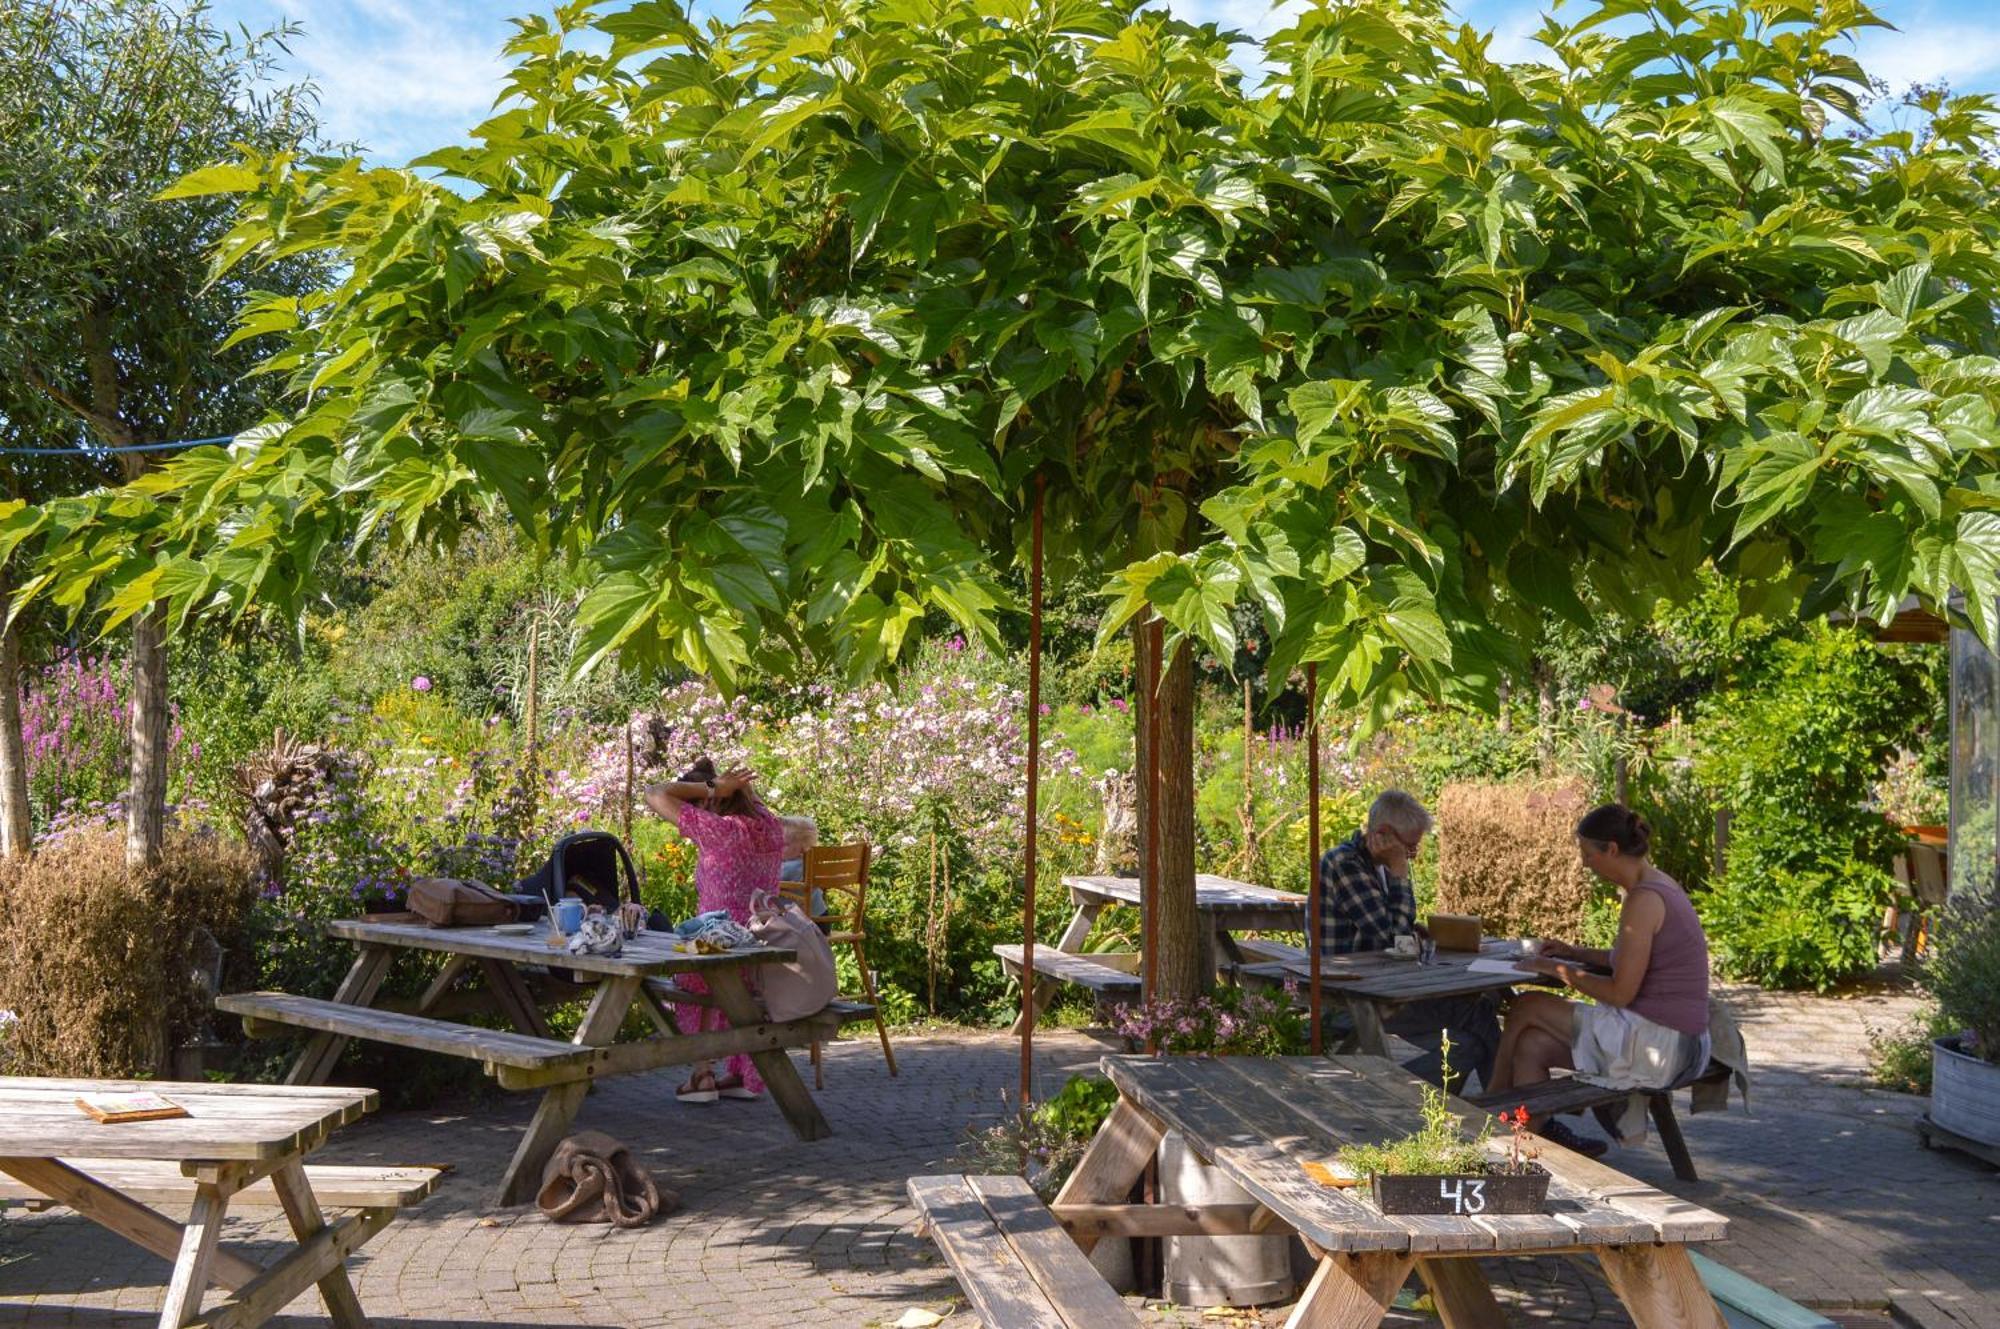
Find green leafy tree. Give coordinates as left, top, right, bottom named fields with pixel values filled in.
left=11, top=0, right=2000, bottom=993
left=0, top=0, right=325, bottom=863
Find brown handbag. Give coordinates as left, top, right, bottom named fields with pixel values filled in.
left=407, top=877, right=518, bottom=928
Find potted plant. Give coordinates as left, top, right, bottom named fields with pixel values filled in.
left=1336, top=1048, right=1550, bottom=1216
left=1924, top=900, right=2000, bottom=1149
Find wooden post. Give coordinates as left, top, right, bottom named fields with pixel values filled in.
left=1307, top=663, right=1323, bottom=1055
left=1019, top=473, right=1044, bottom=1112
left=1142, top=617, right=1162, bottom=1013
left=622, top=717, right=636, bottom=847
left=523, top=619, right=541, bottom=767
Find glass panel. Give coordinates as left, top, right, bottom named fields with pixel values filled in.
left=1950, top=623, right=1998, bottom=905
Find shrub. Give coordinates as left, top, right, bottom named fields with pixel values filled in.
left=1433, top=781, right=1600, bottom=940
left=0, top=831, right=254, bottom=1076
left=1695, top=627, right=1930, bottom=990
left=1866, top=1006, right=1955, bottom=1093
left=1922, top=901, right=2000, bottom=1064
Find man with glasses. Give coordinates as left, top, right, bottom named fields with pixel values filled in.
left=1318, top=790, right=1501, bottom=1089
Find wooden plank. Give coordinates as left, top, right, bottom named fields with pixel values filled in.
left=269, top=1159, right=367, bottom=1329
left=0, top=1081, right=373, bottom=1162
left=1101, top=1056, right=1410, bottom=1254
left=191, top=1207, right=395, bottom=1329
left=1415, top=1257, right=1505, bottom=1329
left=705, top=963, right=831, bottom=1143
left=415, top=953, right=474, bottom=1014
left=496, top=975, right=639, bottom=1208
left=1051, top=1201, right=1285, bottom=1239
left=478, top=957, right=555, bottom=1039
left=966, top=1174, right=1140, bottom=1329
left=907, top=1175, right=1070, bottom=1329
left=1688, top=1252, right=1839, bottom=1329
left=324, top=917, right=794, bottom=979
left=222, top=991, right=594, bottom=1071
left=286, top=944, right=394, bottom=1086
left=491, top=1006, right=848, bottom=1090
left=1596, top=1244, right=1728, bottom=1329
left=0, top=1159, right=440, bottom=1209
left=1284, top=1251, right=1412, bottom=1329
left=993, top=945, right=1144, bottom=993
left=159, top=1180, right=229, bottom=1327
left=1010, top=901, right=1105, bottom=1036
left=1050, top=1098, right=1165, bottom=1255
left=0, top=1158, right=262, bottom=1291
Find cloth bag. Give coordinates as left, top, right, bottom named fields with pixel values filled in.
left=746, top=890, right=837, bottom=1021
left=407, top=877, right=517, bottom=928
left=536, top=1131, right=676, bottom=1228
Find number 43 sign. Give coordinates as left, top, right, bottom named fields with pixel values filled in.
left=1438, top=1177, right=1487, bottom=1214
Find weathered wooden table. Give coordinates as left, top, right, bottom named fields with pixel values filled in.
left=0, top=1077, right=435, bottom=1329
left=997, top=874, right=1306, bottom=1032
left=219, top=917, right=847, bottom=1205
left=1235, top=939, right=1546, bottom=1057
left=1054, top=1055, right=1729, bottom=1328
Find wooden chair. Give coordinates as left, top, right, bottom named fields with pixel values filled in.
left=784, top=841, right=898, bottom=1087
left=1907, top=841, right=1949, bottom=958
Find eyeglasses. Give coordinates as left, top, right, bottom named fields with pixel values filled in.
left=1372, top=826, right=1424, bottom=854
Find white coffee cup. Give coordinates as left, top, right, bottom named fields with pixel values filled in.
left=1391, top=934, right=1419, bottom=958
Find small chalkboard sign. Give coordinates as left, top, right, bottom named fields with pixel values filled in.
left=1370, top=1166, right=1550, bottom=1215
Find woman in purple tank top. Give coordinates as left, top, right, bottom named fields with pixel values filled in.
left=1485, top=804, right=1711, bottom=1158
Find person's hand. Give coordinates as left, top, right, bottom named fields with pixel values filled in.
left=1521, top=957, right=1566, bottom=981
left=643, top=785, right=677, bottom=818
left=1539, top=939, right=1578, bottom=961
left=716, top=767, right=757, bottom=798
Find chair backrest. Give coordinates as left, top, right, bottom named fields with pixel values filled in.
left=786, top=842, right=870, bottom=924
left=1910, top=842, right=1949, bottom=908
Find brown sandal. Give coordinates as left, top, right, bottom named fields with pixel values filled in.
left=676, top=1070, right=719, bottom=1104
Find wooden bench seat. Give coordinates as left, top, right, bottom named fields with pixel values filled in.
left=0, top=1160, right=442, bottom=1211
left=992, top=946, right=1142, bottom=1004
left=908, top=1174, right=1140, bottom=1329
left=220, top=990, right=593, bottom=1072
left=1472, top=1061, right=1732, bottom=1182
left=1690, top=1252, right=1838, bottom=1329
left=1230, top=937, right=1307, bottom=966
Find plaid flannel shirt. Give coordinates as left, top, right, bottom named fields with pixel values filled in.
left=1317, top=830, right=1414, bottom=957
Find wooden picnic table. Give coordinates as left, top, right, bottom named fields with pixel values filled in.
left=218, top=916, right=849, bottom=1206
left=998, top=874, right=1306, bottom=1032
left=1235, top=938, right=1549, bottom=1057
left=0, top=1076, right=432, bottom=1329
left=1054, top=1054, right=1729, bottom=1328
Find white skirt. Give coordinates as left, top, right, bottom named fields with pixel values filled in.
left=1571, top=1003, right=1706, bottom=1090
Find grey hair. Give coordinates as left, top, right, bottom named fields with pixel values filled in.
left=1366, top=789, right=1433, bottom=839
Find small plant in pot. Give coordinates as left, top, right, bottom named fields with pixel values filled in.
left=1921, top=899, right=2000, bottom=1149
left=1336, top=1047, right=1550, bottom=1216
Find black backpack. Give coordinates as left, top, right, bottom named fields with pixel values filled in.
left=513, top=832, right=641, bottom=917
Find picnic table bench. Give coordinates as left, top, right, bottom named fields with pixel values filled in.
left=1054, top=1053, right=1731, bottom=1327
left=218, top=915, right=857, bottom=1206
left=0, top=1077, right=437, bottom=1329
left=997, top=874, right=1305, bottom=1032
left=907, top=1173, right=1140, bottom=1329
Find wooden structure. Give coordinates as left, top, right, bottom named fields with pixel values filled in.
left=783, top=840, right=898, bottom=1087
left=0, top=1077, right=437, bottom=1329
left=1053, top=1054, right=1731, bottom=1328
left=907, top=1173, right=1141, bottom=1329
left=218, top=916, right=865, bottom=1205
left=1469, top=1062, right=1731, bottom=1182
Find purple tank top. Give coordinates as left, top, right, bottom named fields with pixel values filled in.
left=1615, top=867, right=1710, bottom=1037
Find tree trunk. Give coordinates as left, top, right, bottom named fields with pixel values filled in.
left=1535, top=658, right=1556, bottom=770
left=0, top=567, right=30, bottom=858
left=124, top=603, right=169, bottom=869
left=1133, top=619, right=1202, bottom=1000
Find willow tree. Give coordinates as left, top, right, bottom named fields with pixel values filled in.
left=10, top=0, right=2000, bottom=993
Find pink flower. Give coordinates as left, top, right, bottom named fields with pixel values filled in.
left=412, top=676, right=433, bottom=693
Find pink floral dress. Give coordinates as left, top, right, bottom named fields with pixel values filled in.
left=673, top=798, right=784, bottom=1092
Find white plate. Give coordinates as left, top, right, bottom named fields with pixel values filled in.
left=493, top=923, right=536, bottom=936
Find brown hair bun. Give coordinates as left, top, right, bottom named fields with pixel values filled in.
left=1576, top=803, right=1651, bottom=857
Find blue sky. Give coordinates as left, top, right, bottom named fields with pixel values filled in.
left=210, top=0, right=2000, bottom=167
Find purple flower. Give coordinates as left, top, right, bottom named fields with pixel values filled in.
left=412, top=676, right=433, bottom=693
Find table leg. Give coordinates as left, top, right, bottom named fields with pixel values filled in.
left=270, top=1158, right=368, bottom=1329
left=286, top=944, right=394, bottom=1086
left=0, top=1158, right=261, bottom=1291
left=414, top=954, right=472, bottom=1014
left=1416, top=1257, right=1505, bottom=1328
left=497, top=975, right=640, bottom=1207
left=158, top=1180, right=230, bottom=1328
left=1285, top=1252, right=1414, bottom=1329
left=706, top=964, right=831, bottom=1143
left=1010, top=900, right=1104, bottom=1035
left=1594, top=1244, right=1727, bottom=1329
left=479, top=957, right=554, bottom=1039
left=1050, top=1097, right=1167, bottom=1253
left=1345, top=995, right=1389, bottom=1057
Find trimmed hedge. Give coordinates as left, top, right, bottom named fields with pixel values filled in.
left=1434, top=780, right=1597, bottom=940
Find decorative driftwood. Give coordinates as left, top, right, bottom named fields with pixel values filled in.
left=232, top=730, right=357, bottom=889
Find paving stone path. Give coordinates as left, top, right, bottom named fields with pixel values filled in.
left=1, top=979, right=1993, bottom=1328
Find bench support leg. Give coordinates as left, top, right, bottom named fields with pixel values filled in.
left=479, top=957, right=554, bottom=1039
left=1009, top=901, right=1103, bottom=1036
left=1416, top=1257, right=1504, bottom=1329
left=497, top=975, right=639, bottom=1207
left=0, top=1158, right=262, bottom=1292
left=706, top=964, right=831, bottom=1142
left=1594, top=1245, right=1726, bottom=1329
left=270, top=1158, right=368, bottom=1329
left=1286, top=1252, right=1413, bottom=1329
left=1052, top=1099, right=1166, bottom=1254
left=1345, top=996, right=1389, bottom=1057
left=1648, top=1094, right=1699, bottom=1182
left=159, top=1182, right=230, bottom=1327
left=285, top=945, right=394, bottom=1086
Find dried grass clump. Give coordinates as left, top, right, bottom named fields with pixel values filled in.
left=1435, top=781, right=1597, bottom=940
left=0, top=831, right=255, bottom=1076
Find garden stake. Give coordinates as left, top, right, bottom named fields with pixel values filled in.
left=1308, top=662, right=1323, bottom=1055
left=1142, top=614, right=1162, bottom=1047
left=1020, top=472, right=1044, bottom=1113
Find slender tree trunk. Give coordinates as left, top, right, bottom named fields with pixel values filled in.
left=124, top=604, right=169, bottom=869
left=1534, top=658, right=1556, bottom=771
left=1133, top=619, right=1202, bottom=999
left=0, top=568, right=31, bottom=858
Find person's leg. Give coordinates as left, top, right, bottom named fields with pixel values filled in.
left=674, top=976, right=720, bottom=1099
left=1487, top=992, right=1574, bottom=1094
left=1509, top=1026, right=1572, bottom=1090
left=1381, top=995, right=1502, bottom=1091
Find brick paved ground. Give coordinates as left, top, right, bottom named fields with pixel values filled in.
left=1, top=979, right=1993, bottom=1327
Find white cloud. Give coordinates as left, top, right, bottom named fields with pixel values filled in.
left=1850, top=20, right=2000, bottom=94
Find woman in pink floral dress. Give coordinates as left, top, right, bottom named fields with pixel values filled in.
left=645, top=758, right=784, bottom=1103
